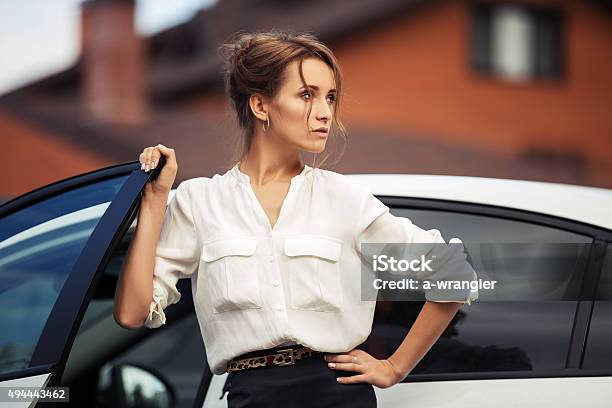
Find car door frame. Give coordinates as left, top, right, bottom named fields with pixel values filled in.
left=0, top=160, right=161, bottom=387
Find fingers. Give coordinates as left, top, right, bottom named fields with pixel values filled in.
left=139, top=147, right=151, bottom=171
left=150, top=148, right=161, bottom=170
left=325, top=353, right=364, bottom=373
left=325, top=354, right=359, bottom=363
left=156, top=143, right=174, bottom=157
left=327, top=361, right=364, bottom=373
left=145, top=147, right=154, bottom=171
left=139, top=144, right=173, bottom=172
left=337, top=373, right=367, bottom=384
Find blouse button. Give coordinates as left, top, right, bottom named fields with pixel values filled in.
left=269, top=255, right=275, bottom=263
left=276, top=305, right=284, bottom=312
left=272, top=280, right=280, bottom=287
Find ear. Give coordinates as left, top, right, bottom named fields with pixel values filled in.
left=249, top=93, right=270, bottom=122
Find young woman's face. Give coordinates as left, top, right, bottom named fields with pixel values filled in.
left=267, top=57, right=337, bottom=154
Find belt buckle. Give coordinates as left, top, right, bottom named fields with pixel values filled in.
left=275, top=348, right=295, bottom=366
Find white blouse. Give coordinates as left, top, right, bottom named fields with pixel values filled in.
left=142, top=163, right=478, bottom=375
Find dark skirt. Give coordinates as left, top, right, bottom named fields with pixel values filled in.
left=224, top=347, right=377, bottom=408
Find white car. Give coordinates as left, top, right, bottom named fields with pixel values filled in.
left=1, top=162, right=610, bottom=407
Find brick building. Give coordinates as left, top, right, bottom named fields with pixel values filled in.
left=1, top=0, right=611, bottom=200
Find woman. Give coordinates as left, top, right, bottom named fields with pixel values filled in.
left=114, top=30, right=478, bottom=408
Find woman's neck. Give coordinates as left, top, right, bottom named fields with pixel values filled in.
left=238, top=155, right=304, bottom=186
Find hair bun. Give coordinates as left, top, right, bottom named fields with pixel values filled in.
left=225, top=33, right=255, bottom=69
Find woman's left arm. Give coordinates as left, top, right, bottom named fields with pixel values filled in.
left=388, top=300, right=462, bottom=380
left=327, top=188, right=477, bottom=388
left=326, top=301, right=463, bottom=388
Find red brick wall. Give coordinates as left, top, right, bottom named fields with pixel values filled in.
left=0, top=109, right=113, bottom=197
left=334, top=0, right=612, bottom=162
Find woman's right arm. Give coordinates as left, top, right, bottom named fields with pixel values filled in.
left=113, top=144, right=178, bottom=329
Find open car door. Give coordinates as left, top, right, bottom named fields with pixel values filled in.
left=0, top=159, right=165, bottom=407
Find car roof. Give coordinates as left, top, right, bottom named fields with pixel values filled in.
left=345, top=174, right=612, bottom=231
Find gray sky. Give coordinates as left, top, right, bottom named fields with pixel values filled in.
left=0, top=0, right=216, bottom=95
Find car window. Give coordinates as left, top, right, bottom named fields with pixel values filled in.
left=362, top=207, right=592, bottom=377
left=63, top=224, right=210, bottom=408
left=582, top=243, right=612, bottom=369
left=0, top=175, right=129, bottom=376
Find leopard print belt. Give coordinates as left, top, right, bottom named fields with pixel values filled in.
left=226, top=346, right=321, bottom=373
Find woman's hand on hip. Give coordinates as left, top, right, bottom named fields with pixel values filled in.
left=324, top=348, right=406, bottom=389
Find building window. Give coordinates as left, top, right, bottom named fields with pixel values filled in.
left=471, top=2, right=564, bottom=82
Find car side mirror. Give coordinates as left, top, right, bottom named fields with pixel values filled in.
left=94, top=361, right=177, bottom=408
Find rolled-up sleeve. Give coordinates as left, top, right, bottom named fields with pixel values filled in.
left=144, top=180, right=201, bottom=328
left=353, top=189, right=478, bottom=305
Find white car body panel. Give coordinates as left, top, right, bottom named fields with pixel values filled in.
left=204, top=365, right=612, bottom=407
left=345, top=174, right=612, bottom=230
left=374, top=376, right=611, bottom=407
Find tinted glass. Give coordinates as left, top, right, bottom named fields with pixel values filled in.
left=363, top=208, right=591, bottom=376
left=0, top=175, right=128, bottom=375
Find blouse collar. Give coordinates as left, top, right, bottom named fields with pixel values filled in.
left=231, top=162, right=313, bottom=185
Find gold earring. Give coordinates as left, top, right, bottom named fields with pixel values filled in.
left=262, top=116, right=270, bottom=132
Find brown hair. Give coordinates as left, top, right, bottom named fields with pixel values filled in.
left=218, top=29, right=347, bottom=169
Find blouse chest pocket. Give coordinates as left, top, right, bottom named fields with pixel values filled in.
left=284, top=235, right=344, bottom=313
left=201, top=238, right=262, bottom=314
